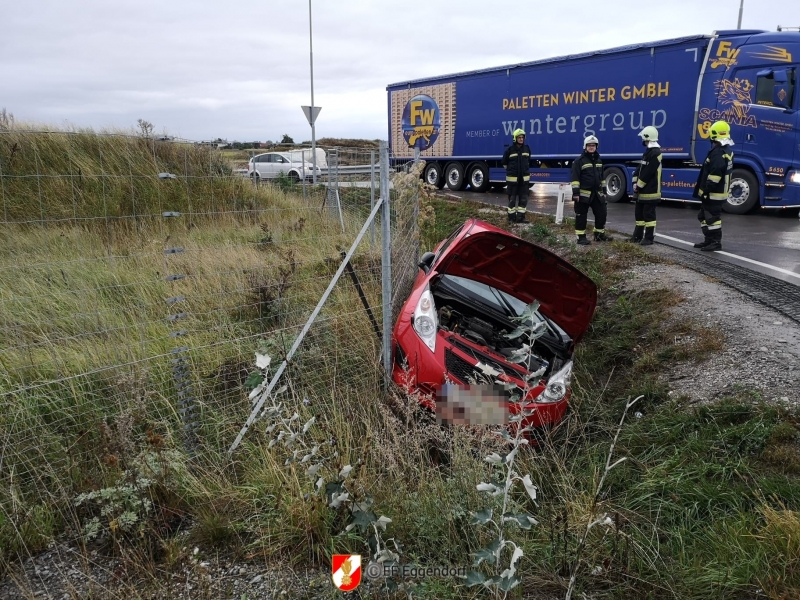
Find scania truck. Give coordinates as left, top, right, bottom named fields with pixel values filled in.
left=387, top=29, right=800, bottom=213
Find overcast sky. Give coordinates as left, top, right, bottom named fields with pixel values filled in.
left=2, top=0, right=798, bottom=142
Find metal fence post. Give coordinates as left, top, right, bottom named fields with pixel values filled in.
left=335, top=148, right=344, bottom=231
left=302, top=149, right=306, bottom=202
left=370, top=150, right=375, bottom=250
left=380, top=141, right=392, bottom=383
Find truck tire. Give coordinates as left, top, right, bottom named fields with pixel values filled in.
left=424, top=163, right=445, bottom=188
left=445, top=162, right=466, bottom=191
left=468, top=163, right=490, bottom=192
left=603, top=167, right=627, bottom=203
left=723, top=169, right=759, bottom=214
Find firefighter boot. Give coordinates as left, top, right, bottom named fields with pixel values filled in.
left=640, top=226, right=655, bottom=246
left=594, top=231, right=613, bottom=242
left=694, top=225, right=711, bottom=248
left=626, top=225, right=644, bottom=243
left=577, top=234, right=591, bottom=246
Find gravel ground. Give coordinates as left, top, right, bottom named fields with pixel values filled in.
left=3, top=243, right=799, bottom=599
left=0, top=539, right=336, bottom=599
left=621, top=249, right=800, bottom=408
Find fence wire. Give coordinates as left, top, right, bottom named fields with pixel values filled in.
left=0, top=131, right=419, bottom=571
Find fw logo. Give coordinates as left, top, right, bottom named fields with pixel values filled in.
left=710, top=41, right=740, bottom=69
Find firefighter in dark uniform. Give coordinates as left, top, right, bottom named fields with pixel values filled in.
left=501, top=128, right=533, bottom=223
left=693, top=121, right=734, bottom=252
left=570, top=135, right=612, bottom=245
left=629, top=126, right=663, bottom=246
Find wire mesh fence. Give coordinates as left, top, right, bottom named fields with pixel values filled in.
left=0, top=130, right=419, bottom=571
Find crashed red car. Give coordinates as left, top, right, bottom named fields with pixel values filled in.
left=392, top=218, right=597, bottom=433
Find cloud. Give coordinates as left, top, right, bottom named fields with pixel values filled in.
left=2, top=0, right=796, bottom=141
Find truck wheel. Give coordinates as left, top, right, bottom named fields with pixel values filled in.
left=468, top=163, right=490, bottom=192
left=445, top=162, right=466, bottom=191
left=424, top=163, right=444, bottom=188
left=723, top=169, right=759, bottom=214
left=603, top=167, right=627, bottom=203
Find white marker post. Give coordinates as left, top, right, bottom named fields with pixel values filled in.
left=555, top=183, right=567, bottom=225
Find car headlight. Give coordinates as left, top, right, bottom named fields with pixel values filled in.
left=535, top=361, right=572, bottom=403
left=789, top=171, right=800, bottom=184
left=412, top=287, right=437, bottom=352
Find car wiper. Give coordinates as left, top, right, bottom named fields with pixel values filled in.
left=488, top=286, right=518, bottom=319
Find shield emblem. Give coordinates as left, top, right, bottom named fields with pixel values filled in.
left=332, top=554, right=362, bottom=591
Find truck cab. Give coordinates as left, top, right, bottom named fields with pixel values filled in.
left=694, top=30, right=800, bottom=213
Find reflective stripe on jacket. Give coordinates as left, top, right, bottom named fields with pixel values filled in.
left=694, top=144, right=734, bottom=201
left=632, top=146, right=662, bottom=200
left=502, top=142, right=531, bottom=182
left=570, top=151, right=605, bottom=198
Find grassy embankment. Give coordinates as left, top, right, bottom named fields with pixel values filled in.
left=1, top=129, right=799, bottom=599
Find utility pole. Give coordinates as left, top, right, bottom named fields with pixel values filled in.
left=309, top=0, right=317, bottom=184
left=737, top=0, right=744, bottom=29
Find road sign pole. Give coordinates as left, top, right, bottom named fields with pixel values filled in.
left=309, top=0, right=316, bottom=184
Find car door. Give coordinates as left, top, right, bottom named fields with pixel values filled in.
left=273, top=154, right=290, bottom=178
left=253, top=154, right=268, bottom=178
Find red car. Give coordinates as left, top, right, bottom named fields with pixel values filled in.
left=392, top=218, right=597, bottom=433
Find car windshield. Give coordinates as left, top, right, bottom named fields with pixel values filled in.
left=439, top=274, right=567, bottom=339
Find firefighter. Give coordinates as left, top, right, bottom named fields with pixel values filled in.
left=570, top=135, right=611, bottom=245
left=501, top=128, right=533, bottom=223
left=629, top=126, right=663, bottom=246
left=693, top=121, right=734, bottom=251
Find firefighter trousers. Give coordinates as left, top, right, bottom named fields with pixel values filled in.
left=697, top=200, right=724, bottom=242
left=507, top=182, right=529, bottom=217
left=634, top=199, right=659, bottom=241
left=574, top=195, right=607, bottom=235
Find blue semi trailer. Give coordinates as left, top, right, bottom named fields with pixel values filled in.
left=387, top=29, right=800, bottom=214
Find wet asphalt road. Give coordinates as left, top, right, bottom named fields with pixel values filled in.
left=441, top=184, right=800, bottom=286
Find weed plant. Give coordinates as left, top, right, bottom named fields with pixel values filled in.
left=0, top=136, right=798, bottom=600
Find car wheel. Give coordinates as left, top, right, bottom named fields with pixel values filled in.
left=424, top=163, right=444, bottom=188
left=603, top=167, right=627, bottom=202
left=723, top=169, right=759, bottom=214
left=445, top=162, right=466, bottom=191
left=468, top=163, right=490, bottom=193
left=289, top=171, right=300, bottom=183
left=251, top=173, right=261, bottom=185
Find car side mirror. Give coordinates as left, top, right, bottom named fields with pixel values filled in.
left=418, top=251, right=435, bottom=273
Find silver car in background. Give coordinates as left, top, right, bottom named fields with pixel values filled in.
left=247, top=149, right=326, bottom=182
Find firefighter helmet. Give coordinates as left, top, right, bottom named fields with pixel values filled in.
left=709, top=120, right=731, bottom=141
left=583, top=135, right=599, bottom=148
left=513, top=128, right=526, bottom=141
left=638, top=126, right=659, bottom=142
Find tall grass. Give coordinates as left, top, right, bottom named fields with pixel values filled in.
left=1, top=135, right=799, bottom=600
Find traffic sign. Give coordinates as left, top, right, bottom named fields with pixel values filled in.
left=301, top=105, right=321, bottom=125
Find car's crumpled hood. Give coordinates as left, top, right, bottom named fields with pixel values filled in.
left=435, top=230, right=597, bottom=341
